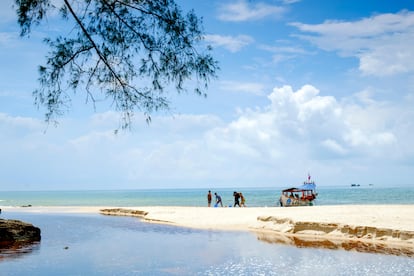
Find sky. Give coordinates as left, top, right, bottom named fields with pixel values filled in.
left=1, top=0, right=414, bottom=190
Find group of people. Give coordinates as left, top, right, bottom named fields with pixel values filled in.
left=207, top=190, right=246, bottom=207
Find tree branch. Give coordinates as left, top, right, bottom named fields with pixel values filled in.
left=63, top=0, right=126, bottom=89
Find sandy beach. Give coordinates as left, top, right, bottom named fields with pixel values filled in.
left=101, top=205, right=414, bottom=256
left=3, top=205, right=414, bottom=256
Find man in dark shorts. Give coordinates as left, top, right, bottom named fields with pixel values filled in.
left=207, top=190, right=212, bottom=207
left=233, top=191, right=240, bottom=207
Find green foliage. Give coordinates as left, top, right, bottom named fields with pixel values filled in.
left=15, top=0, right=219, bottom=128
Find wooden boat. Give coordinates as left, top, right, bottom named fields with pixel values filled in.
left=279, top=175, right=317, bottom=207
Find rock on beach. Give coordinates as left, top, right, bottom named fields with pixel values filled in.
left=0, top=219, right=41, bottom=245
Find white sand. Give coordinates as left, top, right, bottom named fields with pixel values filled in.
left=122, top=205, right=414, bottom=232
left=101, top=205, right=414, bottom=251
left=3, top=205, right=414, bottom=251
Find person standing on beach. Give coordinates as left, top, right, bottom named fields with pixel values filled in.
left=214, top=192, right=223, bottom=207
left=207, top=190, right=212, bottom=207
left=240, top=193, right=246, bottom=207
left=233, top=191, right=240, bottom=207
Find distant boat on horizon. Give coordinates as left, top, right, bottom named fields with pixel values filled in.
left=351, top=183, right=374, bottom=187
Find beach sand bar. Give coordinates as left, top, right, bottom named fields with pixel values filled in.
left=101, top=205, right=414, bottom=256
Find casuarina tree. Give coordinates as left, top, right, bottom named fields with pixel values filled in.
left=15, top=0, right=219, bottom=128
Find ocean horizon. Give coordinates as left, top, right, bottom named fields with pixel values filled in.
left=1, top=185, right=414, bottom=208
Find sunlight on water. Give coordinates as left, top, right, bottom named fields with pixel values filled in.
left=201, top=253, right=414, bottom=276
left=1, top=213, right=413, bottom=275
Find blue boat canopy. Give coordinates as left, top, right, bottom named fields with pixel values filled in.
left=299, top=183, right=316, bottom=190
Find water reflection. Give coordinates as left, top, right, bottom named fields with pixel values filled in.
left=0, top=241, right=40, bottom=261
left=254, top=231, right=414, bottom=257
left=1, top=213, right=413, bottom=275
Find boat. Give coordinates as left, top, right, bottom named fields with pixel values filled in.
left=279, top=174, right=317, bottom=207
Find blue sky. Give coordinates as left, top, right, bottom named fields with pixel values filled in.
left=1, top=0, right=414, bottom=190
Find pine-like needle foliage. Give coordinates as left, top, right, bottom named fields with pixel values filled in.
left=15, top=0, right=219, bottom=128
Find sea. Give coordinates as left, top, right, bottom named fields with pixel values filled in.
left=1, top=185, right=414, bottom=207
left=1, top=186, right=414, bottom=275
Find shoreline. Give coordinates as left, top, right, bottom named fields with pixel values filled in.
left=102, top=205, right=414, bottom=257
left=2, top=205, right=414, bottom=256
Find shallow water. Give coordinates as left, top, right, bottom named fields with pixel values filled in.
left=1, top=212, right=413, bottom=275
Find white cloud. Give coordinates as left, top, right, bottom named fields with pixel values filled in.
left=205, top=34, right=254, bottom=52
left=282, top=0, right=301, bottom=4
left=260, top=44, right=308, bottom=55
left=69, top=130, right=118, bottom=150
left=291, top=10, right=414, bottom=76
left=1, top=84, right=414, bottom=189
left=344, top=129, right=396, bottom=148
left=259, top=43, right=311, bottom=64
left=0, top=32, right=23, bottom=48
left=268, top=85, right=341, bottom=123
left=220, top=80, right=265, bottom=95
left=321, top=139, right=347, bottom=155
left=218, top=0, right=286, bottom=22
left=0, top=112, right=42, bottom=131
left=205, top=84, right=413, bottom=167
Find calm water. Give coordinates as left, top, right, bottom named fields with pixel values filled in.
left=1, top=186, right=414, bottom=207
left=1, top=212, right=413, bottom=275
left=1, top=186, right=414, bottom=275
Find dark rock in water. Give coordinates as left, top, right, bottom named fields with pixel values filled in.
left=0, top=219, right=41, bottom=245
left=0, top=219, right=41, bottom=260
